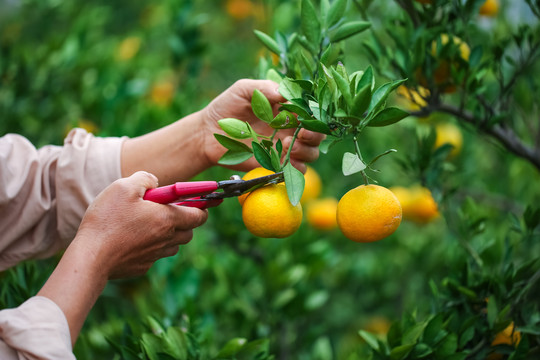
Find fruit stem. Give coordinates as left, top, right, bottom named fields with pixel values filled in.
left=354, top=136, right=369, bottom=185
left=282, top=126, right=302, bottom=167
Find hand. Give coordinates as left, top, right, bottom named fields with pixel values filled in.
left=200, top=79, right=326, bottom=173
left=38, top=171, right=208, bottom=344
left=75, top=171, right=208, bottom=279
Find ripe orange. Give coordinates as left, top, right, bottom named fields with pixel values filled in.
left=306, top=197, right=338, bottom=231
left=363, top=316, right=392, bottom=335
left=391, top=185, right=439, bottom=224
left=116, top=36, right=141, bottom=61
left=487, top=322, right=521, bottom=360
left=337, top=185, right=402, bottom=243
left=417, top=34, right=470, bottom=93
left=479, top=0, right=498, bottom=16
left=396, top=85, right=430, bottom=112
left=238, top=167, right=275, bottom=206
left=242, top=184, right=303, bottom=238
left=225, top=0, right=253, bottom=20
left=434, top=122, right=463, bottom=158
left=300, top=165, right=322, bottom=204
left=149, top=80, right=175, bottom=107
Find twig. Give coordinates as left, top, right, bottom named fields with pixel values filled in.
left=411, top=104, right=540, bottom=171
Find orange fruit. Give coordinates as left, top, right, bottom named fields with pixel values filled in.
left=391, top=185, right=439, bottom=224
left=300, top=165, right=322, bottom=204
left=337, top=185, right=402, bottom=243
left=395, top=85, right=430, bottom=112
left=225, top=0, right=253, bottom=20
left=242, top=184, right=302, bottom=238
left=434, top=122, right=463, bottom=158
left=479, top=0, right=498, bottom=16
left=149, top=80, right=175, bottom=107
left=238, top=167, right=275, bottom=206
left=363, top=316, right=392, bottom=335
left=417, top=34, right=470, bottom=93
left=116, top=36, right=141, bottom=61
left=306, top=197, right=338, bottom=231
left=488, top=322, right=521, bottom=360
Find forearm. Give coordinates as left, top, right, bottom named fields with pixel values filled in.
left=121, top=110, right=212, bottom=185
left=37, top=237, right=108, bottom=346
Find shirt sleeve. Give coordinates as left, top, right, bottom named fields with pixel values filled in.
left=0, top=129, right=125, bottom=270
left=0, top=296, right=75, bottom=360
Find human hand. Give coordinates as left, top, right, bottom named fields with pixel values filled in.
left=200, top=79, right=326, bottom=173
left=75, top=171, right=208, bottom=279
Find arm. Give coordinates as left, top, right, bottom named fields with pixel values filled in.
left=121, top=79, right=325, bottom=185
left=0, top=171, right=208, bottom=358
left=0, top=131, right=124, bottom=271
left=37, top=171, right=208, bottom=344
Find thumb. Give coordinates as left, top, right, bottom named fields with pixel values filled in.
left=123, top=171, right=160, bottom=197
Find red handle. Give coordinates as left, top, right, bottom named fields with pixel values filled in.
left=176, top=197, right=224, bottom=209
left=143, top=181, right=219, bottom=204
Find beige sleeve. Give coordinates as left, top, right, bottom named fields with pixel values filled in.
left=0, top=129, right=125, bottom=270
left=0, top=296, right=75, bottom=360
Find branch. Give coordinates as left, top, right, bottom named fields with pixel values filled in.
left=411, top=104, right=540, bottom=171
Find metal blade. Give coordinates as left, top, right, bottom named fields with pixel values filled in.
left=202, top=172, right=284, bottom=200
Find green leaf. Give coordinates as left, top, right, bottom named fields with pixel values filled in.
left=423, top=315, right=447, bottom=346
left=327, top=0, right=347, bottom=28
left=330, top=21, right=371, bottom=42
left=216, top=338, right=248, bottom=358
left=351, top=84, right=372, bottom=117
left=270, top=110, right=299, bottom=129
left=266, top=68, right=283, bottom=84
left=270, top=147, right=282, bottom=172
left=367, top=79, right=407, bottom=114
left=214, top=134, right=252, bottom=153
left=237, top=339, right=270, bottom=358
left=279, top=102, right=312, bottom=120
left=357, top=66, right=374, bottom=92
left=164, top=327, right=188, bottom=359
left=283, top=162, right=305, bottom=206
left=435, top=333, right=458, bottom=357
left=411, top=343, right=433, bottom=358
left=252, top=141, right=274, bottom=171
left=305, top=290, right=329, bottom=310
left=321, top=64, right=338, bottom=97
left=342, top=152, right=366, bottom=176
left=254, top=30, right=281, bottom=55
left=403, top=321, right=427, bottom=344
left=368, top=107, right=409, bottom=127
left=279, top=77, right=304, bottom=101
left=330, top=66, right=353, bottom=108
left=141, top=333, right=163, bottom=360
left=218, top=150, right=253, bottom=166
left=390, top=343, right=415, bottom=360
left=301, top=0, right=321, bottom=45
left=300, top=119, right=333, bottom=135
left=359, top=330, right=381, bottom=351
left=251, top=89, right=274, bottom=123
left=218, top=118, right=254, bottom=139
left=368, top=149, right=397, bottom=167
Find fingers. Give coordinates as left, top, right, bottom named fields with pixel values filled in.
left=233, top=79, right=285, bottom=105
left=281, top=130, right=325, bottom=163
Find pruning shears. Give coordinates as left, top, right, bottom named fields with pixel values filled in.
left=143, top=172, right=284, bottom=209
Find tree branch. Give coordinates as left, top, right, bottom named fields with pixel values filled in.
left=411, top=104, right=540, bottom=171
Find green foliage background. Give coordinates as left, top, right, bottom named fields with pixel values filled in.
left=1, top=0, right=539, bottom=359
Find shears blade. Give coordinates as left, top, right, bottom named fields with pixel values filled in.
left=200, top=171, right=284, bottom=200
